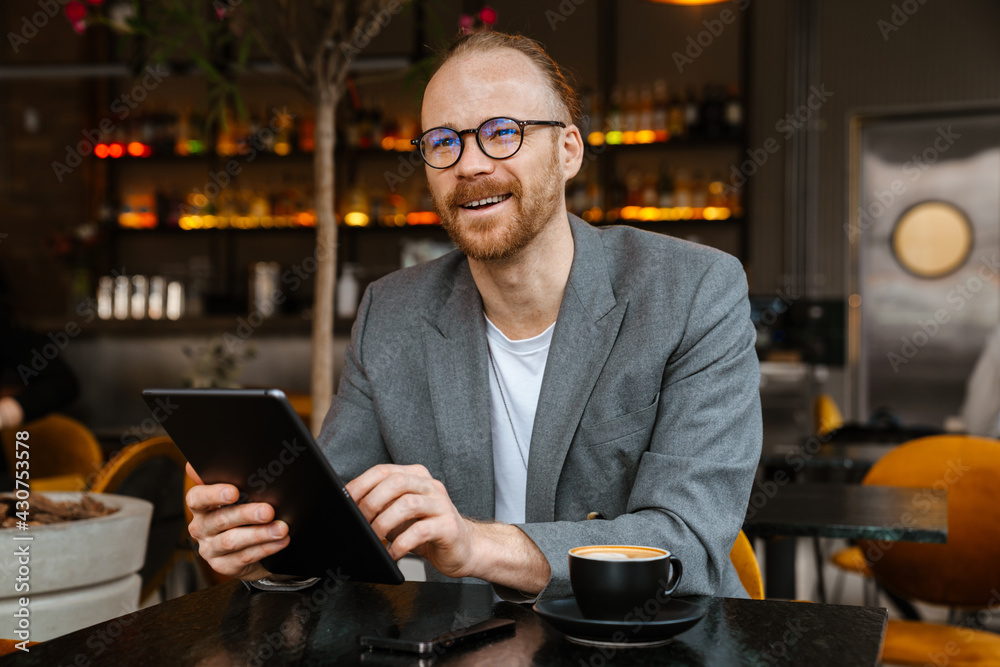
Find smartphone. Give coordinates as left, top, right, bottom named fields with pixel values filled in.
left=358, top=617, right=516, bottom=657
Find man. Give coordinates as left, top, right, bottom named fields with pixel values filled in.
left=187, top=32, right=761, bottom=601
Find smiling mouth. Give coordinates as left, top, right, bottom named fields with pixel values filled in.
left=459, top=193, right=512, bottom=210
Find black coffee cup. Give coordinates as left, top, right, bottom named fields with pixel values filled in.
left=568, top=545, right=683, bottom=622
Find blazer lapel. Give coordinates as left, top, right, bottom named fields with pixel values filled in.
left=422, top=261, right=496, bottom=521
left=526, top=216, right=627, bottom=523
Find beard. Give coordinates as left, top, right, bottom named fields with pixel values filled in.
left=431, top=145, right=563, bottom=262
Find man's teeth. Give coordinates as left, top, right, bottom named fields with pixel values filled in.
left=461, top=194, right=510, bottom=209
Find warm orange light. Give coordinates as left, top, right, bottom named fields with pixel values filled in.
left=406, top=211, right=441, bottom=226
left=381, top=136, right=396, bottom=151
left=108, top=143, right=124, bottom=158
left=587, top=131, right=605, bottom=146
left=127, top=142, right=145, bottom=157
left=620, top=206, right=641, bottom=220
left=639, top=206, right=660, bottom=221
left=95, top=143, right=110, bottom=159
left=344, top=211, right=370, bottom=227
left=635, top=130, right=656, bottom=144
left=645, top=0, right=728, bottom=4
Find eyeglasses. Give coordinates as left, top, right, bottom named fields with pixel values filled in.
left=411, top=117, right=566, bottom=169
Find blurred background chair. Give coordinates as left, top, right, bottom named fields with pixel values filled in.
left=0, top=413, right=102, bottom=491
left=730, top=529, right=764, bottom=601
left=90, top=436, right=192, bottom=603
left=856, top=435, right=1000, bottom=665
left=813, top=393, right=844, bottom=437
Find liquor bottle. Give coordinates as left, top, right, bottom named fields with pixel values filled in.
left=707, top=172, right=727, bottom=208
left=216, top=109, right=238, bottom=157
left=273, top=110, right=293, bottom=156
left=638, top=84, right=654, bottom=137
left=691, top=170, right=707, bottom=209
left=336, top=264, right=361, bottom=319
left=667, top=84, right=686, bottom=139
left=658, top=166, right=675, bottom=209
left=623, top=84, right=639, bottom=141
left=606, top=86, right=623, bottom=137
left=701, top=84, right=725, bottom=139
left=625, top=168, right=643, bottom=207
left=674, top=169, right=693, bottom=208
left=684, top=84, right=702, bottom=138
left=358, top=101, right=374, bottom=150
left=641, top=173, right=658, bottom=207
left=652, top=80, right=669, bottom=142
left=298, top=112, right=316, bottom=152
left=725, top=84, right=744, bottom=138
left=175, top=107, right=192, bottom=156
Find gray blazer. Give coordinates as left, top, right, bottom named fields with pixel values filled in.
left=318, top=214, right=762, bottom=600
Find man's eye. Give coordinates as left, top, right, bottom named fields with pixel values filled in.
left=490, top=128, right=518, bottom=139
left=432, top=136, right=457, bottom=149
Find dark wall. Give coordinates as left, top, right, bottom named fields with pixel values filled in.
left=747, top=0, right=1000, bottom=296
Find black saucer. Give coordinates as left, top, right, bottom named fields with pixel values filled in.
left=532, top=597, right=706, bottom=648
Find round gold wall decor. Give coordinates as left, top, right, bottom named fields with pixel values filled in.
left=891, top=201, right=973, bottom=279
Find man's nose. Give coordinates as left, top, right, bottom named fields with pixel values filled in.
left=453, top=133, right=495, bottom=179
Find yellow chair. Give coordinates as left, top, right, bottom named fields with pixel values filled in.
left=90, top=437, right=192, bottom=602
left=814, top=393, right=844, bottom=437
left=856, top=435, right=1000, bottom=666
left=730, top=529, right=764, bottom=601
left=0, top=414, right=103, bottom=491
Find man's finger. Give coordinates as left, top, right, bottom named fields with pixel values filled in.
left=200, top=502, right=276, bottom=538
left=355, top=472, right=438, bottom=523
left=209, top=536, right=291, bottom=577
left=346, top=463, right=431, bottom=503
left=369, top=492, right=442, bottom=541
left=186, top=482, right=240, bottom=512
left=201, top=522, right=289, bottom=559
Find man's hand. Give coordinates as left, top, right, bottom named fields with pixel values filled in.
left=185, top=463, right=290, bottom=581
left=347, top=464, right=551, bottom=594
left=347, top=463, right=478, bottom=579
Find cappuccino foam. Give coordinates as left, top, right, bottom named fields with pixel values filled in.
left=571, top=546, right=666, bottom=560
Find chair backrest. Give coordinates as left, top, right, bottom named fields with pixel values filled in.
left=1, top=413, right=103, bottom=481
left=91, top=437, right=190, bottom=602
left=858, top=435, right=1000, bottom=608
left=814, top=394, right=844, bottom=437
left=730, top=529, right=764, bottom=600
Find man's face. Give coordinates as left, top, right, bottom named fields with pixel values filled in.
left=420, top=49, right=569, bottom=262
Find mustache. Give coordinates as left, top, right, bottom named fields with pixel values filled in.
left=447, top=176, right=523, bottom=208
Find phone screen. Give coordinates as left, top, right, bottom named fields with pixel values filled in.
left=358, top=617, right=515, bottom=657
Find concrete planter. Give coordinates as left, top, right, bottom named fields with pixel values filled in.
left=0, top=492, right=153, bottom=641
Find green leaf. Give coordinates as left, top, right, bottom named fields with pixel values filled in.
left=237, top=33, right=253, bottom=68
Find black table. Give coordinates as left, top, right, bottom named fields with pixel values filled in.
left=743, top=482, right=948, bottom=599
left=0, top=580, right=889, bottom=666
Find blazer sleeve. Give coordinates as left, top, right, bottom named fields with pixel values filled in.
left=512, top=254, right=762, bottom=601
left=317, top=284, right=393, bottom=482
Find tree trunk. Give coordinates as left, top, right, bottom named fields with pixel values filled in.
left=310, top=86, right=337, bottom=435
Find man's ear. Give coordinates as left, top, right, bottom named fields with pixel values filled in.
left=561, top=123, right=585, bottom=181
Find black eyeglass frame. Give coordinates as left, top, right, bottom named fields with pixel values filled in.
left=410, top=117, right=566, bottom=169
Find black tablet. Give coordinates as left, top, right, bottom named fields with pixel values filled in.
left=142, top=387, right=404, bottom=584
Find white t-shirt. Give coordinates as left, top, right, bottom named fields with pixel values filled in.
left=484, top=314, right=554, bottom=525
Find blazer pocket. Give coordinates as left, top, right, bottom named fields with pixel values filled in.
left=579, top=395, right=659, bottom=448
